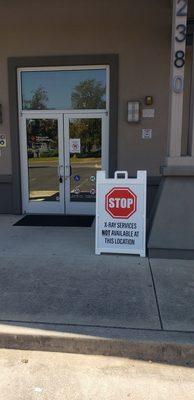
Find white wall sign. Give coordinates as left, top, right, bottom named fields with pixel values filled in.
left=127, top=101, right=140, bottom=122
left=0, top=134, right=6, bottom=148
left=142, top=109, right=155, bottom=118
left=70, top=138, right=81, bottom=154
left=95, top=170, right=147, bottom=257
left=142, top=129, right=152, bottom=139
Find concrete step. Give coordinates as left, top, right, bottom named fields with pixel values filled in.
left=0, top=322, right=194, bottom=366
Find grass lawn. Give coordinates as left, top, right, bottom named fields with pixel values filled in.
left=29, top=156, right=100, bottom=164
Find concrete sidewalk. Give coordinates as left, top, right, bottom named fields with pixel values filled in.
left=1, top=349, right=194, bottom=400
left=0, top=215, right=194, bottom=363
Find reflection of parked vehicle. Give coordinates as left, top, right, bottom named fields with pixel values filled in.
left=27, top=149, right=34, bottom=158
left=75, top=149, right=101, bottom=159
left=41, top=149, right=58, bottom=158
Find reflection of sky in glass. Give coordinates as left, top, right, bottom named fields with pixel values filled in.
left=21, top=69, right=106, bottom=110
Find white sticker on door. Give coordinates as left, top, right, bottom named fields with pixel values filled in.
left=70, top=139, right=81, bottom=154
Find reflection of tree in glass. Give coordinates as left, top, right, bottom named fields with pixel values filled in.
left=70, top=119, right=101, bottom=157
left=27, top=119, right=58, bottom=158
left=23, top=86, right=48, bottom=110
left=71, top=79, right=106, bottom=109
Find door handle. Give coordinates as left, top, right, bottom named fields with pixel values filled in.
left=65, top=165, right=72, bottom=179
left=69, top=165, right=72, bottom=177
left=58, top=165, right=64, bottom=183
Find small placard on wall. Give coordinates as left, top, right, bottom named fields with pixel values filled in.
left=142, top=129, right=152, bottom=140
left=127, top=101, right=140, bottom=122
left=142, top=109, right=155, bottom=118
left=0, top=134, right=6, bottom=148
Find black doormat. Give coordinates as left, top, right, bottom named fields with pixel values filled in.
left=13, top=214, right=95, bottom=227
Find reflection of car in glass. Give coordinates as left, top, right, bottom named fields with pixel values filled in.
left=27, top=149, right=34, bottom=158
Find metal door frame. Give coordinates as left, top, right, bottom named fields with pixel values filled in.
left=19, top=112, right=64, bottom=214
left=64, top=112, right=109, bottom=215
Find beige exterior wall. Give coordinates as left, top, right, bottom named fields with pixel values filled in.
left=0, top=0, right=171, bottom=176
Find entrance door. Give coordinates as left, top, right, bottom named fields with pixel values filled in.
left=64, top=113, right=108, bottom=215
left=18, top=65, right=110, bottom=215
left=20, top=113, right=108, bottom=215
left=20, top=113, right=64, bottom=214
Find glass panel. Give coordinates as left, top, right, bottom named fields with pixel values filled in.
left=69, top=118, right=102, bottom=202
left=26, top=119, right=60, bottom=202
left=21, top=69, right=106, bottom=110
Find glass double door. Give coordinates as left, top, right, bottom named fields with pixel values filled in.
left=20, top=113, right=107, bottom=215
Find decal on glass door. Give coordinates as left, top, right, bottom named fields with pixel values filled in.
left=70, top=138, right=81, bottom=154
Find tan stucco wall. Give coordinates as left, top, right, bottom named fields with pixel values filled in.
left=0, top=0, right=171, bottom=176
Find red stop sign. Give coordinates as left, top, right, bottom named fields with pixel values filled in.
left=105, top=187, right=137, bottom=219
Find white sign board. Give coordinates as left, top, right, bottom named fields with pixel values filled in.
left=0, top=134, right=6, bottom=148
left=70, top=138, right=81, bottom=154
left=142, top=129, right=152, bottom=139
left=95, top=170, right=147, bottom=257
left=142, top=109, right=155, bottom=118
